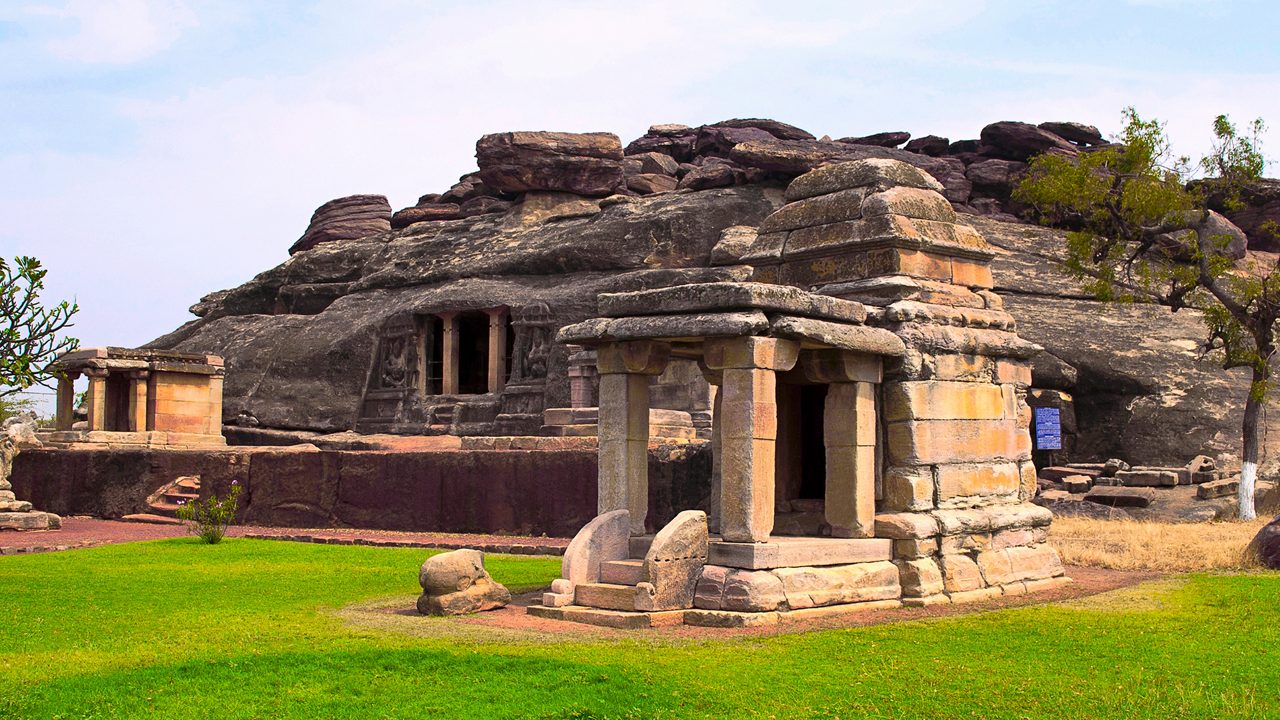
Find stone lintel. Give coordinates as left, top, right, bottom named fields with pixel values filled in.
left=708, top=538, right=892, bottom=569
left=889, top=323, right=1043, bottom=360
left=557, top=312, right=769, bottom=346
left=769, top=315, right=906, bottom=357
left=597, top=282, right=867, bottom=324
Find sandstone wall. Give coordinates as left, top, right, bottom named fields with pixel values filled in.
left=10, top=444, right=710, bottom=536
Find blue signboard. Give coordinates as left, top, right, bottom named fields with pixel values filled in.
left=1034, top=407, right=1062, bottom=450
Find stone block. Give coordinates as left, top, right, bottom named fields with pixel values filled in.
left=930, top=354, right=995, bottom=382
left=893, top=537, right=940, bottom=558
left=1085, top=486, right=1155, bottom=508
left=994, top=360, right=1033, bottom=387
left=875, top=512, right=940, bottom=540
left=935, top=462, right=1021, bottom=505
left=886, top=418, right=1026, bottom=465
left=1018, top=460, right=1038, bottom=501
left=1038, top=466, right=1084, bottom=482
left=861, top=186, right=957, bottom=223
left=950, top=259, right=995, bottom=289
left=883, top=381, right=1007, bottom=422
left=692, top=565, right=728, bottom=610
left=684, top=609, right=780, bottom=628
left=759, top=188, right=866, bottom=233
left=896, top=557, right=945, bottom=597
left=635, top=510, right=708, bottom=611
left=1114, top=469, right=1179, bottom=487
left=720, top=569, right=788, bottom=612
left=708, top=537, right=892, bottom=569
left=976, top=545, right=1064, bottom=586
left=940, top=532, right=991, bottom=554
left=881, top=465, right=935, bottom=512
left=1061, top=475, right=1092, bottom=494
left=939, top=553, right=985, bottom=593
left=773, top=560, right=901, bottom=609
left=1197, top=478, right=1239, bottom=499
left=785, top=158, right=945, bottom=201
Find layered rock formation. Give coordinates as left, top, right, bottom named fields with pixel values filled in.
left=290, top=194, right=392, bottom=255
left=148, top=118, right=1280, bottom=473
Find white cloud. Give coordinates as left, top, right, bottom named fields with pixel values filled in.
left=25, top=0, right=197, bottom=64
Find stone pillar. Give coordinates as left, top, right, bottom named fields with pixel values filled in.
left=56, top=373, right=76, bottom=431
left=596, top=340, right=670, bottom=535
left=208, top=371, right=225, bottom=435
left=440, top=312, right=460, bottom=395
left=486, top=307, right=508, bottom=394
left=128, top=371, right=149, bottom=433
left=567, top=347, right=598, bottom=408
left=824, top=383, right=877, bottom=537
left=85, top=369, right=108, bottom=432
left=703, top=337, right=799, bottom=543
left=803, top=350, right=882, bottom=539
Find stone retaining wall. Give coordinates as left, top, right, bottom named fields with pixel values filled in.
left=10, top=444, right=710, bottom=537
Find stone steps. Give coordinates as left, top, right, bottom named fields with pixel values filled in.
left=600, top=559, right=644, bottom=585
left=574, top=582, right=639, bottom=611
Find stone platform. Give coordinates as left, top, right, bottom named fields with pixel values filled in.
left=629, top=534, right=892, bottom=569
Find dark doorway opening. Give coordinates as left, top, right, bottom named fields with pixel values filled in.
left=797, top=384, right=828, bottom=500
left=458, top=311, right=490, bottom=394
left=105, top=374, right=131, bottom=431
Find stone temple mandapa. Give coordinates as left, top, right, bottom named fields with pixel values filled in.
left=529, top=158, right=1066, bottom=628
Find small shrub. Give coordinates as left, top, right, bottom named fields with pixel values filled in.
left=176, top=482, right=242, bottom=544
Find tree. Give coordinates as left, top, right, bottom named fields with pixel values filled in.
left=1, top=256, right=80, bottom=398
left=1015, top=108, right=1275, bottom=521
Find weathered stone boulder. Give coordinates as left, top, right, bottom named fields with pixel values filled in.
left=904, top=135, right=949, bottom=156
left=1038, top=121, right=1104, bottom=146
left=416, top=548, right=511, bottom=615
left=476, top=131, right=624, bottom=197
left=290, top=194, right=392, bottom=254
left=708, top=118, right=816, bottom=141
left=1154, top=209, right=1248, bottom=261
left=624, top=124, right=698, bottom=162
left=839, top=131, right=910, bottom=148
left=1250, top=516, right=1280, bottom=570
left=1205, top=178, right=1280, bottom=252
left=979, top=121, right=1079, bottom=161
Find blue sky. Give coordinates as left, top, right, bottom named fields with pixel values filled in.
left=2, top=0, right=1278, bottom=409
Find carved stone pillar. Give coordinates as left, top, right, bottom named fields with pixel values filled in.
left=56, top=373, right=77, bottom=431
left=440, top=312, right=460, bottom=395
left=128, top=371, right=149, bottom=433
left=703, top=337, right=799, bottom=543
left=596, top=340, right=670, bottom=535
left=85, top=369, right=108, bottom=432
left=487, top=307, right=508, bottom=394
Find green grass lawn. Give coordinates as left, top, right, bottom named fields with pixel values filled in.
left=1, top=538, right=1276, bottom=719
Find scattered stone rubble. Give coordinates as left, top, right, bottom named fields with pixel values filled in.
left=1033, top=455, right=1268, bottom=523
left=0, top=417, right=60, bottom=531
left=416, top=548, right=511, bottom=615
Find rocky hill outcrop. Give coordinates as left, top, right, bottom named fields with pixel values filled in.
left=150, top=118, right=1280, bottom=472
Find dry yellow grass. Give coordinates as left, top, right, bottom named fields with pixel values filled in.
left=1049, top=517, right=1271, bottom=572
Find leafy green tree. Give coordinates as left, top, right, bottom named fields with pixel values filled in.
left=1, top=256, right=80, bottom=398
left=1015, top=108, right=1274, bottom=521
